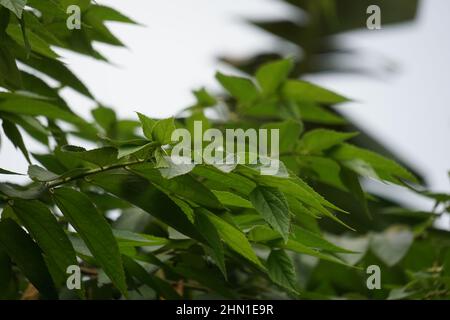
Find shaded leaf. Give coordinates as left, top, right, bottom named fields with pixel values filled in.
left=53, top=188, right=127, bottom=296
left=11, top=200, right=79, bottom=288
left=0, top=219, right=57, bottom=299
left=267, top=249, right=298, bottom=293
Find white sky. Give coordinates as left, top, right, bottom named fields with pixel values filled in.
left=1, top=0, right=449, bottom=214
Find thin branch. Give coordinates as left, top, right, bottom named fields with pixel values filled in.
left=46, top=159, right=149, bottom=189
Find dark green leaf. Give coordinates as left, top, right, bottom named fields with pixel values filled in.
left=131, top=163, right=222, bottom=209
left=249, top=186, right=290, bottom=241
left=195, top=208, right=226, bottom=278
left=11, top=200, right=79, bottom=288
left=2, top=119, right=30, bottom=163
left=0, top=219, right=57, bottom=299
left=267, top=249, right=298, bottom=293
left=53, top=188, right=127, bottom=296
left=123, top=256, right=180, bottom=300
left=90, top=171, right=203, bottom=241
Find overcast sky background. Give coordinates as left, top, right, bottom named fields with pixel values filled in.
left=1, top=0, right=449, bottom=215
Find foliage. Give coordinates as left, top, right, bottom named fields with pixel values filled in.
left=0, top=0, right=449, bottom=300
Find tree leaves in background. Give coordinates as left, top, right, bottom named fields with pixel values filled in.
left=370, top=228, right=414, bottom=266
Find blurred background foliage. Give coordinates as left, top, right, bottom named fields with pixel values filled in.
left=221, top=0, right=450, bottom=299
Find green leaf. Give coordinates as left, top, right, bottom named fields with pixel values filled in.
left=53, top=188, right=127, bottom=296
left=7, top=23, right=59, bottom=59
left=113, top=229, right=168, bottom=248
left=298, top=103, right=346, bottom=124
left=195, top=209, right=226, bottom=278
left=2, top=119, right=30, bottom=163
left=0, top=0, right=26, bottom=18
left=157, top=155, right=195, bottom=179
left=370, top=228, right=414, bottom=267
left=340, top=167, right=371, bottom=219
left=92, top=106, right=116, bottom=133
left=11, top=201, right=79, bottom=287
left=18, top=55, right=94, bottom=98
left=122, top=256, right=180, bottom=300
left=0, top=219, right=57, bottom=299
left=212, top=190, right=253, bottom=208
left=28, top=165, right=59, bottom=182
left=202, top=209, right=264, bottom=269
left=267, top=249, right=298, bottom=293
left=117, top=141, right=153, bottom=159
left=193, top=165, right=256, bottom=195
left=0, top=98, right=86, bottom=125
left=152, top=117, right=176, bottom=145
left=282, top=79, right=349, bottom=104
left=249, top=186, right=290, bottom=242
left=0, top=168, right=22, bottom=175
left=290, top=226, right=354, bottom=254
left=90, top=171, right=203, bottom=241
left=216, top=72, right=259, bottom=104
left=61, top=146, right=118, bottom=167
left=131, top=163, right=222, bottom=209
left=193, top=87, right=217, bottom=107
left=299, top=129, right=358, bottom=154
left=248, top=225, right=282, bottom=242
left=89, top=5, right=139, bottom=24
left=256, top=58, right=293, bottom=95
left=136, top=112, right=156, bottom=140
left=329, top=143, right=418, bottom=184
left=282, top=239, right=347, bottom=265
left=0, top=248, right=14, bottom=299
left=0, top=45, right=22, bottom=88
left=262, top=119, right=303, bottom=153
left=0, top=182, right=45, bottom=199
